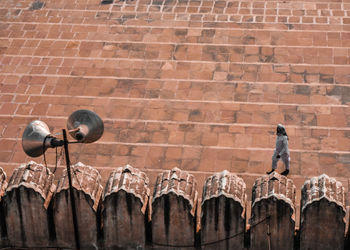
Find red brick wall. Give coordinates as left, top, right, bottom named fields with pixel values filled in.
left=0, top=0, right=350, bottom=222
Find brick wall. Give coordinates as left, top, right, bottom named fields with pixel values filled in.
left=0, top=0, right=350, bottom=228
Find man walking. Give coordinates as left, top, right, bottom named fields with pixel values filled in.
left=266, top=124, right=290, bottom=176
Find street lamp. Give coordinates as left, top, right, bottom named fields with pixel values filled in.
left=21, top=109, right=104, bottom=249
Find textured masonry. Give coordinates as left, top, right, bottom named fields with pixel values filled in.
left=53, top=162, right=103, bottom=249
left=152, top=167, right=198, bottom=248
left=0, top=167, right=7, bottom=248
left=250, top=172, right=296, bottom=250
left=1, top=162, right=350, bottom=248
left=103, top=164, right=150, bottom=249
left=3, top=161, right=55, bottom=248
left=201, top=170, right=246, bottom=250
left=300, top=174, right=345, bottom=250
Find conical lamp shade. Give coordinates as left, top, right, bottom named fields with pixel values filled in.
left=22, top=120, right=51, bottom=157
left=67, top=110, right=104, bottom=143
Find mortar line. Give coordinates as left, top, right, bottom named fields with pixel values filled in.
left=2, top=137, right=350, bottom=154
left=1, top=115, right=350, bottom=131
left=1, top=37, right=349, bottom=50
left=1, top=74, right=349, bottom=87
left=0, top=92, right=348, bottom=107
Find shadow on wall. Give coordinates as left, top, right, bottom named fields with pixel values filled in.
left=0, top=161, right=347, bottom=250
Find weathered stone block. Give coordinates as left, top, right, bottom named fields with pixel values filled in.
left=3, top=161, right=55, bottom=248
left=201, top=170, right=246, bottom=250
left=300, top=174, right=345, bottom=250
left=152, top=167, right=198, bottom=249
left=250, top=172, right=296, bottom=250
left=103, top=165, right=150, bottom=249
left=53, top=162, right=103, bottom=249
left=0, top=167, right=7, bottom=247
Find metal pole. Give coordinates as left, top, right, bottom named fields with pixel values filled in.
left=63, top=129, right=80, bottom=249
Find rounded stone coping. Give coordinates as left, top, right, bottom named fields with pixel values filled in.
left=56, top=162, right=103, bottom=212
left=104, top=164, right=150, bottom=214
left=252, top=172, right=296, bottom=212
left=301, top=174, right=345, bottom=214
left=6, top=161, right=55, bottom=209
left=153, top=167, right=198, bottom=216
left=202, top=170, right=246, bottom=207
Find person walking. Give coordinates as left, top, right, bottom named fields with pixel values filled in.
left=266, top=124, right=290, bottom=176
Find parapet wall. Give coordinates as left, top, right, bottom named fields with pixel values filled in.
left=0, top=161, right=347, bottom=249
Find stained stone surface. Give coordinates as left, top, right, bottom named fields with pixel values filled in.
left=3, top=161, right=55, bottom=248
left=53, top=162, right=103, bottom=249
left=152, top=167, right=198, bottom=249
left=0, top=167, right=7, bottom=247
left=201, top=170, right=246, bottom=250
left=0, top=168, right=7, bottom=201
left=250, top=172, right=296, bottom=250
left=103, top=165, right=150, bottom=249
left=300, top=174, right=345, bottom=250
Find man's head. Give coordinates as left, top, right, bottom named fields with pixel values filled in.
left=276, top=124, right=286, bottom=135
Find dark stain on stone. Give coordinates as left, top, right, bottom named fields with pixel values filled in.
left=284, top=114, right=294, bottom=122
left=126, top=192, right=133, bottom=220
left=29, top=1, right=45, bottom=10
left=152, top=0, right=164, bottom=5
left=320, top=74, right=334, bottom=84
left=165, top=0, right=175, bottom=5
left=47, top=201, right=56, bottom=242
left=286, top=23, right=294, bottom=30
left=179, top=124, right=195, bottom=131
left=233, top=47, right=244, bottom=54
left=15, top=189, right=26, bottom=244
left=164, top=196, right=170, bottom=238
left=242, top=35, right=256, bottom=45
left=214, top=198, right=219, bottom=231
left=202, top=29, right=216, bottom=37
left=189, top=109, right=201, bottom=116
left=224, top=198, right=232, bottom=233
left=0, top=200, right=8, bottom=240
left=295, top=85, right=311, bottom=95
left=175, top=29, right=188, bottom=36
left=101, top=0, right=114, bottom=4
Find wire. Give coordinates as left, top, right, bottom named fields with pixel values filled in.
left=53, top=147, right=64, bottom=174
left=42, top=135, right=50, bottom=175
left=152, top=215, right=271, bottom=248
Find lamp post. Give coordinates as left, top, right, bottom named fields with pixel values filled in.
left=22, top=110, right=104, bottom=249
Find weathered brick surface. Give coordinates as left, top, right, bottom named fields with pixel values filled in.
left=103, top=164, right=150, bottom=249
left=3, top=161, right=55, bottom=248
left=300, top=174, right=345, bottom=249
left=152, top=167, right=198, bottom=248
left=0, top=0, right=349, bottom=243
left=201, top=170, right=246, bottom=249
left=53, top=162, right=103, bottom=249
left=250, top=172, right=296, bottom=249
left=0, top=167, right=7, bottom=247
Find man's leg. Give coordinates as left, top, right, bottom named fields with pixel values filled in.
left=267, top=154, right=279, bottom=174
left=272, top=154, right=279, bottom=170
left=281, top=154, right=290, bottom=176
left=282, top=154, right=290, bottom=170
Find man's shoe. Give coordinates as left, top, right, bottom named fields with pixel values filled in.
left=281, top=169, right=289, bottom=176
left=266, top=169, right=275, bottom=175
